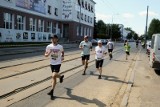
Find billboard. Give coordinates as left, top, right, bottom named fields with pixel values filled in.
left=16, top=0, right=46, bottom=14
left=62, top=0, right=72, bottom=20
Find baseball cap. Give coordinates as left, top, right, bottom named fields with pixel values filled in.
left=98, top=40, right=102, bottom=43
left=84, top=36, right=88, bottom=38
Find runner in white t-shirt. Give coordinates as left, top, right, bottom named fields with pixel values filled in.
left=44, top=35, right=64, bottom=99
left=95, top=40, right=107, bottom=79
left=107, top=40, right=114, bottom=60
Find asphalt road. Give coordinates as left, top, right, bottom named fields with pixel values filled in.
left=8, top=47, right=124, bottom=107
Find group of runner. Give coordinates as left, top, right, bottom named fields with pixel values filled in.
left=44, top=34, right=129, bottom=99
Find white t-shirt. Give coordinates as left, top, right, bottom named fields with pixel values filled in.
left=46, top=44, right=64, bottom=65
left=79, top=41, right=92, bottom=56
left=107, top=42, right=114, bottom=49
left=95, top=46, right=107, bottom=60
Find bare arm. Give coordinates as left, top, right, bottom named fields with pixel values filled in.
left=44, top=50, right=51, bottom=57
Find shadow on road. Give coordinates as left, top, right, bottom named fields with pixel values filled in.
left=90, top=72, right=128, bottom=84
left=113, top=59, right=128, bottom=62
left=55, top=88, right=106, bottom=107
left=155, top=69, right=160, bottom=76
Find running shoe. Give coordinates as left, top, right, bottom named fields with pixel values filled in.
left=60, top=75, right=64, bottom=83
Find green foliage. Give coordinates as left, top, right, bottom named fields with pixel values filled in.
left=148, top=18, right=160, bottom=38
left=126, top=33, right=132, bottom=40
left=125, top=27, right=138, bottom=40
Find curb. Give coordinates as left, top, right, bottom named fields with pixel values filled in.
left=120, top=49, right=141, bottom=107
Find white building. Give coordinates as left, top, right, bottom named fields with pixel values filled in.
left=0, top=0, right=95, bottom=42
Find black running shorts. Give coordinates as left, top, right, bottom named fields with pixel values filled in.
left=82, top=55, right=90, bottom=60
left=126, top=52, right=130, bottom=55
left=50, top=64, right=61, bottom=73
left=96, top=59, right=104, bottom=68
left=108, top=49, right=113, bottom=53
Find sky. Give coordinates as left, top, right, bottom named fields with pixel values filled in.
left=94, top=0, right=160, bottom=35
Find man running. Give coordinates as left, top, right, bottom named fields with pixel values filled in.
left=136, top=40, right=139, bottom=48
left=95, top=40, right=107, bottom=79
left=107, top=40, right=114, bottom=60
left=124, top=42, right=131, bottom=60
left=79, top=36, right=92, bottom=75
left=44, top=35, right=64, bottom=99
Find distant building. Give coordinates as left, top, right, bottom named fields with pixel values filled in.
left=0, top=0, right=95, bottom=42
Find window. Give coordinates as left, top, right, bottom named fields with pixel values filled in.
left=29, top=18, right=36, bottom=31
left=17, top=15, right=24, bottom=30
left=47, top=21, right=52, bottom=33
left=77, top=11, right=80, bottom=19
left=88, top=4, right=90, bottom=11
left=48, top=5, right=51, bottom=14
left=81, top=26, right=83, bottom=36
left=87, top=28, right=89, bottom=36
left=52, top=23, right=56, bottom=33
left=81, top=13, right=83, bottom=20
left=85, top=15, right=87, bottom=22
left=91, top=5, right=93, bottom=12
left=85, top=1, right=87, bottom=9
left=55, top=8, right=58, bottom=16
left=3, top=13, right=13, bottom=29
left=90, top=17, right=92, bottom=23
left=90, top=29, right=92, bottom=37
left=84, top=27, right=86, bottom=36
left=88, top=16, right=90, bottom=22
left=78, top=0, right=81, bottom=5
left=5, top=0, right=12, bottom=2
left=81, top=0, right=84, bottom=7
left=77, top=26, right=79, bottom=36
left=38, top=19, right=44, bottom=32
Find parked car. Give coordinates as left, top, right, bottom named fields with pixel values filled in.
left=91, top=39, right=97, bottom=45
left=149, top=34, right=160, bottom=69
left=101, top=39, right=107, bottom=44
left=146, top=40, right=151, bottom=56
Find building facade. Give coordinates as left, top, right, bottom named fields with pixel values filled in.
left=0, top=0, right=95, bottom=42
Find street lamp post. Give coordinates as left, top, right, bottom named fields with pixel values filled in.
left=79, top=3, right=82, bottom=37
left=145, top=6, right=149, bottom=45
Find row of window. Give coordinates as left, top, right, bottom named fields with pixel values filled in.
left=77, top=0, right=94, bottom=12
left=77, top=12, right=93, bottom=24
left=77, top=26, right=92, bottom=37
left=47, top=5, right=58, bottom=16
left=3, top=13, right=56, bottom=33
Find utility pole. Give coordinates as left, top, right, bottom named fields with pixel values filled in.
left=111, top=16, right=113, bottom=40
left=145, top=6, right=149, bottom=45
left=79, top=3, right=82, bottom=37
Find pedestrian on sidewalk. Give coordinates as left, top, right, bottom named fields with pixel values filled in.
left=95, top=40, right=107, bottom=79
left=79, top=36, right=92, bottom=75
left=124, top=42, right=131, bottom=60
left=44, top=35, right=64, bottom=99
left=106, top=39, right=114, bottom=60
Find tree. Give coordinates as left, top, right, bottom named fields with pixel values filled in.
left=96, top=20, right=107, bottom=38
left=125, top=27, right=139, bottom=40
left=148, top=18, right=160, bottom=38
left=126, top=33, right=132, bottom=40
left=93, top=17, right=98, bottom=39
left=133, top=33, right=139, bottom=40
left=111, top=24, right=121, bottom=40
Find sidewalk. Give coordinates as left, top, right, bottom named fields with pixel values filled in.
left=127, top=50, right=160, bottom=107
left=44, top=50, right=138, bottom=107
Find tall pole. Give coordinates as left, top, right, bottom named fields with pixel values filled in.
left=145, top=6, right=149, bottom=44
left=111, top=15, right=113, bottom=40
left=79, top=3, right=81, bottom=37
